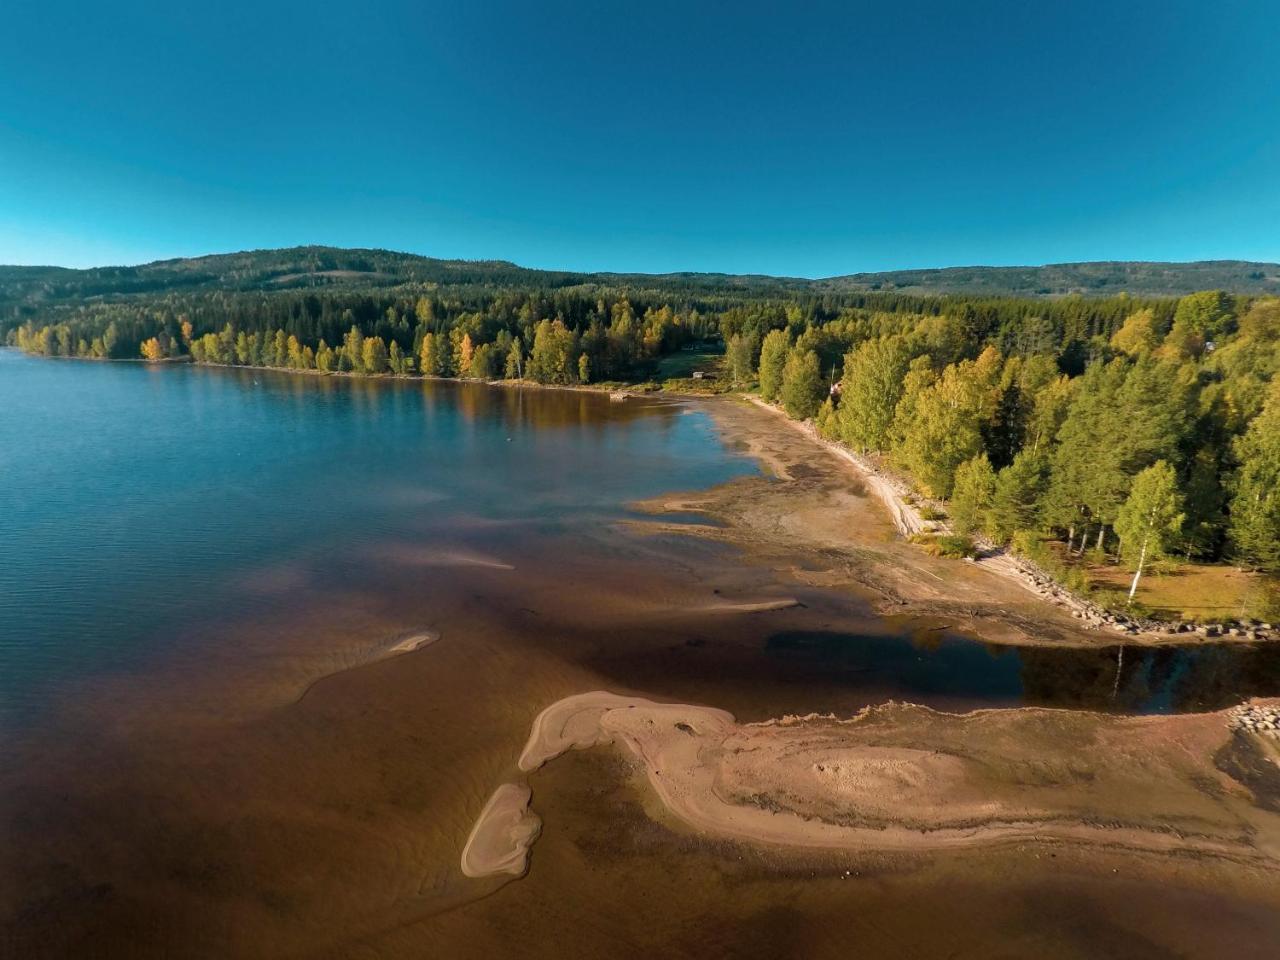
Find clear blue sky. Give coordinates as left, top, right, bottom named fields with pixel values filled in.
left=1, top=1, right=1277, bottom=275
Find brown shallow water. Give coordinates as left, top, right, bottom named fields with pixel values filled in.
left=3, top=383, right=1280, bottom=958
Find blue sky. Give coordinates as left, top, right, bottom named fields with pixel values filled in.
left=1, top=1, right=1277, bottom=275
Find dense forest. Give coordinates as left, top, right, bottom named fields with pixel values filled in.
left=5, top=247, right=1278, bottom=582
left=749, top=290, right=1280, bottom=587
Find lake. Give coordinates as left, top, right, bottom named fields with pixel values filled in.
left=3, top=349, right=1278, bottom=959
left=0, top=349, right=756, bottom=729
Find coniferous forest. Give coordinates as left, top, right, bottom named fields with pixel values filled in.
left=5, top=247, right=1278, bottom=580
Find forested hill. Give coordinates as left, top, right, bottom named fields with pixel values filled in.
left=2, top=246, right=1278, bottom=305
left=825, top=261, right=1280, bottom=297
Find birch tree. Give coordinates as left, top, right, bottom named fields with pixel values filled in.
left=1114, top=460, right=1184, bottom=602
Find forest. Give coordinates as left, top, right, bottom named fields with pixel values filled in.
left=748, top=290, right=1280, bottom=590
left=5, top=254, right=1278, bottom=587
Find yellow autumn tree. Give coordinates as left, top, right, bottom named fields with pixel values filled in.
left=458, top=333, right=474, bottom=377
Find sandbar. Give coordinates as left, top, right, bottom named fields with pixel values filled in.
left=460, top=783, right=542, bottom=878
left=492, top=692, right=1280, bottom=870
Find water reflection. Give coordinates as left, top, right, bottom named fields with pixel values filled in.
left=766, top=630, right=1280, bottom=714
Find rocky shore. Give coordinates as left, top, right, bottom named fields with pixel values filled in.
left=1230, top=704, right=1280, bottom=739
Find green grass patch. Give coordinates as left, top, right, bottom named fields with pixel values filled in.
left=910, top=533, right=977, bottom=559
left=655, top=343, right=725, bottom=381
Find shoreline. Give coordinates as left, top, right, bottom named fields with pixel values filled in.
left=674, top=395, right=1273, bottom=648
left=6, top=348, right=723, bottom=399
left=745, top=396, right=1277, bottom=643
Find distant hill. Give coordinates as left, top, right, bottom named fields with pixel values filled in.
left=823, top=260, right=1280, bottom=297
left=2, top=246, right=1277, bottom=307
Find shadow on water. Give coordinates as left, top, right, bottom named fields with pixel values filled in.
left=765, top=630, right=1280, bottom=714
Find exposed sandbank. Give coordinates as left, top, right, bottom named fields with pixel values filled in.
left=385, top=630, right=441, bottom=655
left=490, top=692, right=1280, bottom=870
left=459, top=783, right=542, bottom=878
left=689, top=597, right=801, bottom=614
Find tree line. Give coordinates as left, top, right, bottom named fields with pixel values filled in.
left=6, top=278, right=1277, bottom=574
left=7, top=289, right=713, bottom=384
left=736, top=290, right=1279, bottom=577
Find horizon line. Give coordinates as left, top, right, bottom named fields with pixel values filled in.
left=4, top=244, right=1280, bottom=281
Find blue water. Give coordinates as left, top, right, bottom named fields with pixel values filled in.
left=4, top=350, right=1277, bottom=733
left=0, top=350, right=757, bottom=725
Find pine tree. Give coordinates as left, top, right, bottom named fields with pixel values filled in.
left=988, top=451, right=1049, bottom=542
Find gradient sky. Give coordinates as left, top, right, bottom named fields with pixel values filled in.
left=1, top=1, right=1277, bottom=275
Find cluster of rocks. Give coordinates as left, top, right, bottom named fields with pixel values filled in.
left=1229, top=705, right=1280, bottom=739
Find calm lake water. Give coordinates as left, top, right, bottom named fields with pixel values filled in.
left=2, top=348, right=1277, bottom=732
left=4, top=349, right=1279, bottom=960
left=0, top=349, right=756, bottom=728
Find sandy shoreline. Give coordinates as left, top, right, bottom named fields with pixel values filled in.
left=471, top=691, right=1280, bottom=876
left=623, top=395, right=1270, bottom=649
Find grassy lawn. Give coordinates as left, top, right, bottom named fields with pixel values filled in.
left=1086, top=560, right=1279, bottom=622
left=655, top=343, right=725, bottom=381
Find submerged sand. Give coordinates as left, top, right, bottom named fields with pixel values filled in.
left=481, top=692, right=1280, bottom=872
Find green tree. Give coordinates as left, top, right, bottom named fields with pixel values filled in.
left=1110, top=308, right=1160, bottom=356
left=950, top=454, right=997, bottom=536
left=893, top=356, right=992, bottom=498
left=726, top=334, right=757, bottom=385
left=504, top=337, right=524, bottom=379
left=471, top=343, right=497, bottom=380
left=528, top=319, right=576, bottom=384
left=388, top=340, right=408, bottom=375
left=1229, top=384, right=1280, bottom=571
left=988, top=451, right=1049, bottom=542
left=780, top=348, right=823, bottom=419
left=315, top=340, right=335, bottom=372
left=342, top=326, right=365, bottom=373
left=833, top=336, right=911, bottom=452
left=757, top=329, right=790, bottom=402
left=1161, top=291, right=1234, bottom=359
left=1114, top=460, right=1185, bottom=601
